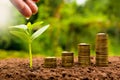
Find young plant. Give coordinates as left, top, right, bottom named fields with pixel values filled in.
left=9, top=22, right=49, bottom=68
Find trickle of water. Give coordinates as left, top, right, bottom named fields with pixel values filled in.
left=26, top=17, right=30, bottom=20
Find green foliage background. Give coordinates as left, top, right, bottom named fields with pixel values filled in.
left=0, top=0, right=120, bottom=58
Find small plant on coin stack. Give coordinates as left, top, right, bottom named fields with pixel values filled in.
left=9, top=22, right=49, bottom=68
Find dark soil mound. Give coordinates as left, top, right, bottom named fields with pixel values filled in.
left=0, top=57, right=120, bottom=80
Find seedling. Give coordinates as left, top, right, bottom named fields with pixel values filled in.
left=9, top=22, right=49, bottom=68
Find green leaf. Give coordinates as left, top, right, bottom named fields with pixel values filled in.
left=9, top=24, right=29, bottom=35
left=31, top=24, right=49, bottom=41
left=30, top=21, right=44, bottom=30
left=10, top=31, right=30, bottom=41
left=9, top=28, right=26, bottom=33
left=27, top=22, right=32, bottom=29
left=9, top=24, right=28, bottom=30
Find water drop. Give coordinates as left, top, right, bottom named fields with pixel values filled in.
left=26, top=17, right=30, bottom=20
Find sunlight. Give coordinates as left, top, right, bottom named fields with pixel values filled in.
left=0, top=0, right=12, bottom=29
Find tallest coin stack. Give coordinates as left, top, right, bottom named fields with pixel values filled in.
left=95, top=33, right=108, bottom=67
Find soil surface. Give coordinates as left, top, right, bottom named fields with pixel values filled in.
left=0, top=57, right=120, bottom=80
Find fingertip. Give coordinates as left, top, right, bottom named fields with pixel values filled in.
left=33, top=6, right=38, bottom=15
left=25, top=0, right=38, bottom=15
left=20, top=3, right=32, bottom=18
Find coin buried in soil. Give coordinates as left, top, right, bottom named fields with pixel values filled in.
left=44, top=57, right=57, bottom=68
left=62, top=51, right=74, bottom=67
left=78, top=43, right=91, bottom=66
left=95, top=33, right=108, bottom=67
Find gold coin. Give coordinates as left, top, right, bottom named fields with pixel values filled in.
left=62, top=63, right=73, bottom=67
left=62, top=51, right=74, bottom=67
left=78, top=43, right=90, bottom=56
left=62, top=51, right=73, bottom=56
left=44, top=57, right=57, bottom=68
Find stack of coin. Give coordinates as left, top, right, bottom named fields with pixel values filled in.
left=95, top=33, right=108, bottom=67
left=78, top=43, right=90, bottom=67
left=44, top=57, right=57, bottom=68
left=62, top=51, right=74, bottom=67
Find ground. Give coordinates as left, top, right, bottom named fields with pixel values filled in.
left=0, top=57, right=120, bottom=80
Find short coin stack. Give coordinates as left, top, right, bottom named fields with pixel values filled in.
left=78, top=43, right=90, bottom=67
left=44, top=57, right=57, bottom=68
left=62, top=51, right=74, bottom=67
left=95, top=33, right=108, bottom=67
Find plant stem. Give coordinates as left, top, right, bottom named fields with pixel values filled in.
left=29, top=41, right=32, bottom=68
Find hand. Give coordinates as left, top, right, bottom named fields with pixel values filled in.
left=10, top=0, right=39, bottom=18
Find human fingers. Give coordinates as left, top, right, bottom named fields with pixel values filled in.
left=10, top=0, right=24, bottom=10
left=10, top=0, right=32, bottom=17
left=32, top=0, right=40, bottom=2
left=19, top=2, right=32, bottom=17
left=25, top=0, right=38, bottom=14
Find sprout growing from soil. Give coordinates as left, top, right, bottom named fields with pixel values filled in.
left=9, top=22, right=49, bottom=68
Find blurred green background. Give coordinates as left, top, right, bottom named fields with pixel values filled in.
left=0, top=0, right=120, bottom=59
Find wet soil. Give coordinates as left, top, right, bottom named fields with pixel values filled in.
left=0, top=57, right=120, bottom=80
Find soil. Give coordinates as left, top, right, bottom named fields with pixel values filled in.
left=0, top=57, right=120, bottom=80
